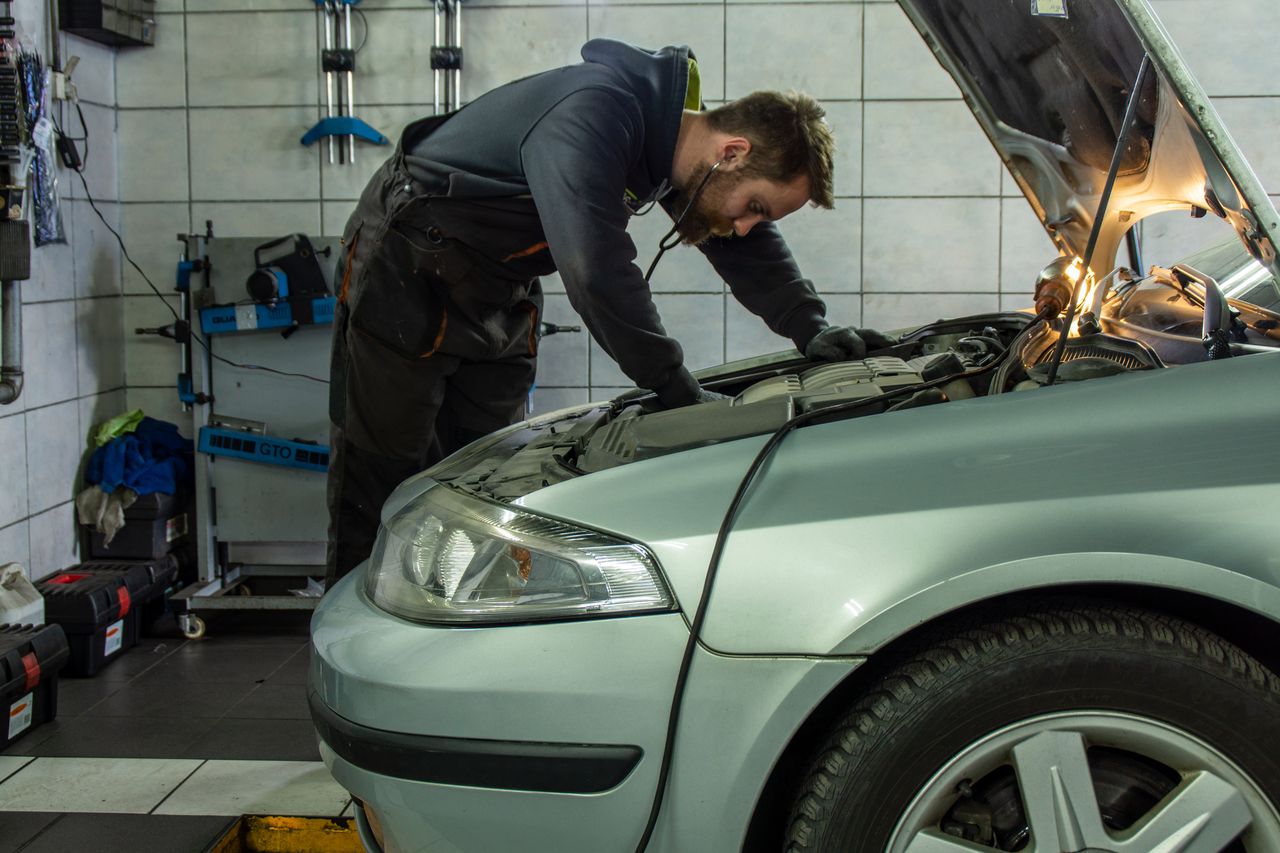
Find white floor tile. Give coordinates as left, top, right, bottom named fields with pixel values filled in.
left=155, top=760, right=349, bottom=817
left=0, top=756, right=34, bottom=784
left=0, top=757, right=203, bottom=813
left=341, top=798, right=354, bottom=818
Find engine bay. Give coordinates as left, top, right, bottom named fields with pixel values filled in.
left=433, top=262, right=1280, bottom=502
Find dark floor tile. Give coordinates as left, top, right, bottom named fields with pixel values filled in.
left=142, top=643, right=299, bottom=684
left=0, top=720, right=66, bottom=757
left=265, top=647, right=311, bottom=686
left=222, top=683, right=311, bottom=721
left=17, top=715, right=217, bottom=759
left=93, top=638, right=187, bottom=682
left=86, top=674, right=257, bottom=719
left=0, top=811, right=61, bottom=853
left=13, top=813, right=236, bottom=853
left=53, top=677, right=124, bottom=717
left=184, top=718, right=320, bottom=761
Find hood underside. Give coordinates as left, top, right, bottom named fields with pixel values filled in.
left=898, top=0, right=1280, bottom=279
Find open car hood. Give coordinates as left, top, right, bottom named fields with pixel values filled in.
left=898, top=0, right=1280, bottom=279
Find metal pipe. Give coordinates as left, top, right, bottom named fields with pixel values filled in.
left=344, top=2, right=355, bottom=164
left=321, top=2, right=335, bottom=164
left=0, top=279, right=24, bottom=405
left=433, top=0, right=442, bottom=116
left=453, top=0, right=462, bottom=111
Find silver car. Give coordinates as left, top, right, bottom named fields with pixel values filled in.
left=310, top=1, right=1280, bottom=850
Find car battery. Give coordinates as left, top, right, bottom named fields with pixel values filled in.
left=36, top=565, right=149, bottom=676
left=86, top=492, right=190, bottom=560
left=72, top=556, right=180, bottom=637
left=0, top=624, right=70, bottom=749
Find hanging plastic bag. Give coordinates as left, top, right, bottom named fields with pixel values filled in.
left=17, top=47, right=65, bottom=247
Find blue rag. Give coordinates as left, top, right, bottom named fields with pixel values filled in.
left=86, top=417, right=194, bottom=496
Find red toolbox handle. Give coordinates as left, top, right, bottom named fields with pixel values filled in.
left=116, top=585, right=131, bottom=618
left=21, top=652, right=40, bottom=691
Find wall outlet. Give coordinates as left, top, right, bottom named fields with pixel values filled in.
left=50, top=70, right=69, bottom=101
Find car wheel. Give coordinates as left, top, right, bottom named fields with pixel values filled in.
left=785, top=602, right=1280, bottom=851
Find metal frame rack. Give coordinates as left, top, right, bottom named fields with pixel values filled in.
left=167, top=227, right=338, bottom=639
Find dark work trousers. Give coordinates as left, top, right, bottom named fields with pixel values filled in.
left=326, top=122, right=542, bottom=586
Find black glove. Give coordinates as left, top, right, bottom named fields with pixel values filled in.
left=653, top=371, right=730, bottom=409
left=694, top=387, right=730, bottom=404
left=804, top=326, right=899, bottom=362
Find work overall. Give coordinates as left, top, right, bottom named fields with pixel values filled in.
left=326, top=114, right=544, bottom=585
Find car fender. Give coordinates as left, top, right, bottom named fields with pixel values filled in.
left=826, top=550, right=1280, bottom=656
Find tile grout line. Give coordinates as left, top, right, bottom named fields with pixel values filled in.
left=0, top=755, right=37, bottom=786
left=147, top=758, right=209, bottom=815
left=13, top=812, right=66, bottom=853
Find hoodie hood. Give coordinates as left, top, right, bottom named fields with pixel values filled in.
left=580, top=38, right=691, bottom=198
left=898, top=0, right=1280, bottom=280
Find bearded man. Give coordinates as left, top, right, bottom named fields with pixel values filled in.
left=326, top=39, right=892, bottom=584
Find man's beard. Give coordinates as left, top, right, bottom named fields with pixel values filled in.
left=669, top=163, right=738, bottom=246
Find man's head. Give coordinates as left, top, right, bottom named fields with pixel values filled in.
left=672, top=91, right=835, bottom=245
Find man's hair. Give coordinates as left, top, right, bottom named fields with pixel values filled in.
left=705, top=92, right=835, bottom=209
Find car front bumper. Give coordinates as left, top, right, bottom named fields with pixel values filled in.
left=310, top=567, right=861, bottom=853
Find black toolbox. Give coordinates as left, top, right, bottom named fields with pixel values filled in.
left=86, top=492, right=190, bottom=560
left=0, top=624, right=70, bottom=748
left=36, top=565, right=150, bottom=676
left=73, top=556, right=180, bottom=637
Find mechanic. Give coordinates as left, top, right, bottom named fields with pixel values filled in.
left=325, top=38, right=894, bottom=585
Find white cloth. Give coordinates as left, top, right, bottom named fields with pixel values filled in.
left=75, top=486, right=139, bottom=545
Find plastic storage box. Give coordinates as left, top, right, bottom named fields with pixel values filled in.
left=0, top=624, right=69, bottom=749
left=87, top=492, right=190, bottom=560
left=73, top=556, right=180, bottom=637
left=36, top=565, right=150, bottom=676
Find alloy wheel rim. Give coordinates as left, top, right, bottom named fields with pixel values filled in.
left=885, top=710, right=1280, bottom=852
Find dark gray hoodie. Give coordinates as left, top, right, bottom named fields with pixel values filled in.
left=406, top=39, right=829, bottom=405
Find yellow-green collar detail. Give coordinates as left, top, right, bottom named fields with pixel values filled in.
left=685, top=57, right=702, bottom=111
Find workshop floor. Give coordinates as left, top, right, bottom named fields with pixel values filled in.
left=0, top=612, right=351, bottom=853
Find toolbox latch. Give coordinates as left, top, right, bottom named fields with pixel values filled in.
left=20, top=652, right=39, bottom=691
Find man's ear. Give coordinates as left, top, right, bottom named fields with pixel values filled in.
left=717, top=137, right=752, bottom=171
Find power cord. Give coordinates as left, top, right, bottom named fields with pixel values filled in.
left=631, top=315, right=1044, bottom=851
left=54, top=109, right=330, bottom=385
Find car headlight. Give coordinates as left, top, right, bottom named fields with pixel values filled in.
left=365, top=484, right=675, bottom=624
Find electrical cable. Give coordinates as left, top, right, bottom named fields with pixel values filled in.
left=988, top=308, right=1056, bottom=395
left=64, top=162, right=330, bottom=385
left=629, top=319, right=1038, bottom=851
left=352, top=6, right=369, bottom=53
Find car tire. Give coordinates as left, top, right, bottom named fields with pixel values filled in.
left=784, top=601, right=1280, bottom=852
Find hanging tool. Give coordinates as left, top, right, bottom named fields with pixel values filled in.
left=301, top=0, right=387, bottom=164
left=431, top=0, right=463, bottom=115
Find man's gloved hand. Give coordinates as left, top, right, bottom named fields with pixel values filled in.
left=694, top=387, right=730, bottom=404
left=654, top=377, right=729, bottom=409
left=804, top=326, right=899, bottom=362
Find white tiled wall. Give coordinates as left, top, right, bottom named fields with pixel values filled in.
left=109, top=0, right=1280, bottom=427
left=1, top=6, right=125, bottom=578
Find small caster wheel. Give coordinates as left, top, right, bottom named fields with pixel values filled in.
left=181, top=615, right=206, bottom=640
left=237, top=584, right=253, bottom=597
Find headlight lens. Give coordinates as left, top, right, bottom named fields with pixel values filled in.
left=365, top=485, right=674, bottom=624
